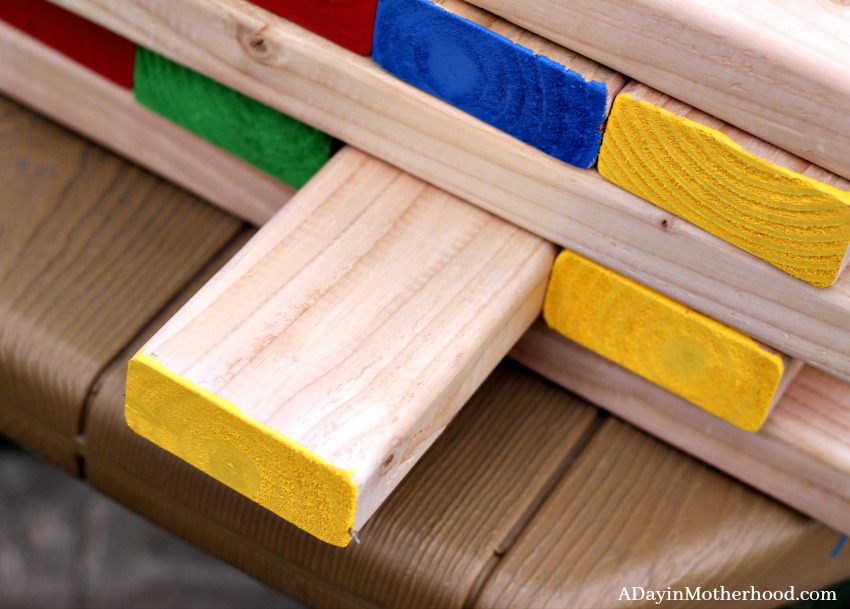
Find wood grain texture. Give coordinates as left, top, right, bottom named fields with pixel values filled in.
left=544, top=249, right=789, bottom=431
left=126, top=147, right=555, bottom=545
left=512, top=321, right=850, bottom=539
left=251, top=0, right=378, bottom=55
left=0, top=95, right=240, bottom=447
left=0, top=0, right=135, bottom=87
left=89, top=312, right=600, bottom=609
left=134, top=46, right=330, bottom=189
left=64, top=228, right=850, bottom=609
left=5, top=19, right=840, bottom=603
left=0, top=20, right=294, bottom=225
left=462, top=0, right=850, bottom=183
left=373, top=0, right=624, bottom=168
left=600, top=83, right=850, bottom=288
left=475, top=417, right=850, bottom=609
left=0, top=147, right=836, bottom=605
left=43, top=0, right=850, bottom=381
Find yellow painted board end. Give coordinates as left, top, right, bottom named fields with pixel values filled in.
left=125, top=353, right=357, bottom=546
left=543, top=250, right=785, bottom=431
left=599, top=92, right=850, bottom=288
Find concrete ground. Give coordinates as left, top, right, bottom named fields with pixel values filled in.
left=0, top=437, right=305, bottom=609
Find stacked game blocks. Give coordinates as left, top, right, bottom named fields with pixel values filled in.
left=2, top=0, right=849, bottom=558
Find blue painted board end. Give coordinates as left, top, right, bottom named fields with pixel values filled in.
left=373, top=0, right=609, bottom=169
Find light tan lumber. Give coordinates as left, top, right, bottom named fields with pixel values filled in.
left=0, top=19, right=293, bottom=225
left=125, top=146, right=556, bottom=546
left=512, top=320, right=850, bottom=536
left=464, top=0, right=850, bottom=183
left=37, top=0, right=850, bottom=382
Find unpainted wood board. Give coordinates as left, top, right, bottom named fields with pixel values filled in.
left=0, top=0, right=135, bottom=87
left=88, top=300, right=600, bottom=609
left=0, top=20, right=294, bottom=225
left=251, top=0, right=378, bottom=55
left=463, top=0, right=850, bottom=183
left=8, top=176, right=832, bottom=606
left=0, top=94, right=241, bottom=439
left=600, top=82, right=850, bottom=287
left=512, top=320, right=850, bottom=538
left=126, top=147, right=556, bottom=545
left=474, top=416, right=850, bottom=609
left=544, top=249, right=793, bottom=431
left=372, top=0, right=625, bottom=168
left=43, top=0, right=850, bottom=381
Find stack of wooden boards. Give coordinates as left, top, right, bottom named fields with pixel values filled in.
left=6, top=87, right=850, bottom=608
left=2, top=0, right=849, bottom=550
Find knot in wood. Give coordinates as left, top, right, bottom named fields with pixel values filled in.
left=236, top=23, right=284, bottom=66
left=656, top=214, right=676, bottom=232
left=244, top=34, right=273, bottom=60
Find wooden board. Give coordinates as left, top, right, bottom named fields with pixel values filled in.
left=4, top=17, right=847, bottom=603
left=251, top=0, right=378, bottom=55
left=544, top=249, right=799, bottom=431
left=87, top=356, right=850, bottom=608
left=600, top=82, right=850, bottom=288
left=512, top=320, right=850, bottom=537
left=41, top=0, right=850, bottom=382
left=462, top=0, right=850, bottom=183
left=134, top=46, right=331, bottom=189
left=0, top=0, right=135, bottom=87
left=89, top=352, right=601, bottom=607
left=0, top=119, right=839, bottom=605
left=125, top=147, right=556, bottom=546
left=0, top=20, right=294, bottom=225
left=75, top=220, right=842, bottom=606
left=475, top=416, right=850, bottom=609
left=372, top=0, right=625, bottom=168
left=0, top=93, right=241, bottom=470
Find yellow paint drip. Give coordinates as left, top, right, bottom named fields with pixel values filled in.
left=125, top=353, right=357, bottom=546
left=543, top=250, right=784, bottom=431
left=599, top=93, right=850, bottom=287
